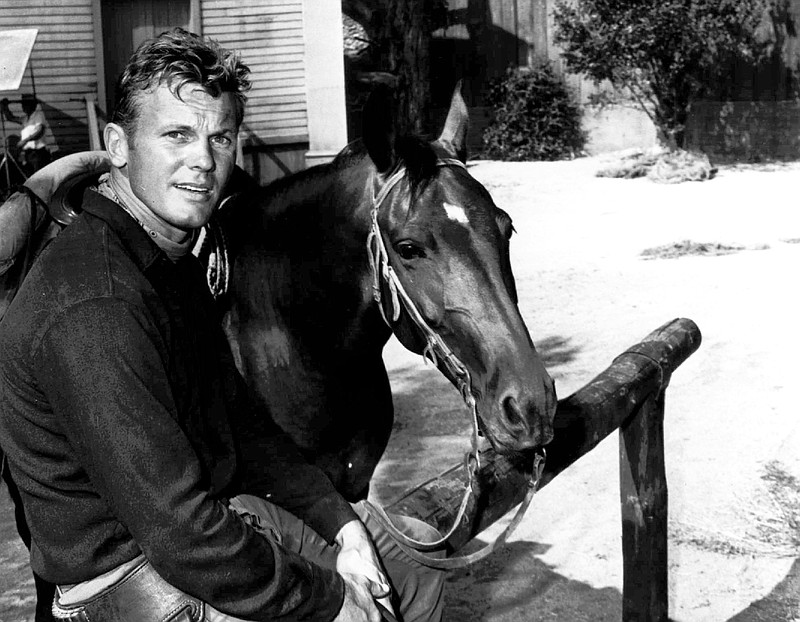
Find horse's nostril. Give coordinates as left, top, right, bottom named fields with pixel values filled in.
left=501, top=395, right=528, bottom=433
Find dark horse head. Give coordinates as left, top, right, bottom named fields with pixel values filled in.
left=359, top=85, right=556, bottom=454
left=222, top=84, right=556, bottom=499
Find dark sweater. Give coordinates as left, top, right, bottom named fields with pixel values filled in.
left=0, top=190, right=356, bottom=620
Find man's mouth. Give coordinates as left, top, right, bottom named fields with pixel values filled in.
left=174, top=183, right=212, bottom=195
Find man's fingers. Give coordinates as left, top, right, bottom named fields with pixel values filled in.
left=368, top=577, right=391, bottom=599
left=376, top=595, right=397, bottom=620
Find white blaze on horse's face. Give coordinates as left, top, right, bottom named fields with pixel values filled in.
left=443, top=201, right=470, bottom=225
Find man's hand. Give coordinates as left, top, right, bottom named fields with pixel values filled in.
left=335, top=519, right=395, bottom=620
left=0, top=98, right=13, bottom=123
left=334, top=573, right=383, bottom=622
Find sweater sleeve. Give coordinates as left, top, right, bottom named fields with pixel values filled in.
left=231, top=399, right=359, bottom=543
left=35, top=297, right=345, bottom=621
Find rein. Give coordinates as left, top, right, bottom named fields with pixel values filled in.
left=364, top=160, right=546, bottom=569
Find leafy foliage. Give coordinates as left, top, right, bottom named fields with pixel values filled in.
left=482, top=64, right=586, bottom=161
left=552, top=0, right=769, bottom=148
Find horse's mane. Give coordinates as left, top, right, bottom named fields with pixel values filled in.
left=333, top=136, right=442, bottom=193
left=223, top=134, right=445, bottom=247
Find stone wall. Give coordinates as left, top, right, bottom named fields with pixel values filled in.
left=581, top=105, right=658, bottom=155
left=686, top=100, right=800, bottom=163
left=466, top=100, right=800, bottom=162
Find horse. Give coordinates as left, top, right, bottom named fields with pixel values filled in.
left=218, top=85, right=557, bottom=502
left=0, top=86, right=558, bottom=504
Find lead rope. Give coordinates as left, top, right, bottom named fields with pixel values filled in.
left=365, top=450, right=545, bottom=570
left=364, top=161, right=546, bottom=568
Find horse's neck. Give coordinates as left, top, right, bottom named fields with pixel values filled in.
left=228, top=163, right=390, bottom=360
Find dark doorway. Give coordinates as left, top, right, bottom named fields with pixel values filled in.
left=101, top=0, right=191, bottom=115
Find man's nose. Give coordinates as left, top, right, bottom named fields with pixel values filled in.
left=188, top=140, right=215, bottom=172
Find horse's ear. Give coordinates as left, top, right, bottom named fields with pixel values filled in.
left=435, top=80, right=469, bottom=162
left=362, top=84, right=397, bottom=174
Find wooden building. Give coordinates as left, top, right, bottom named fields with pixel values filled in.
left=0, top=0, right=348, bottom=185
left=429, top=0, right=800, bottom=160
left=427, top=0, right=658, bottom=154
left=3, top=0, right=799, bottom=176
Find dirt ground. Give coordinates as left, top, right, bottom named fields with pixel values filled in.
left=1, top=156, right=799, bottom=621
left=372, top=157, right=800, bottom=622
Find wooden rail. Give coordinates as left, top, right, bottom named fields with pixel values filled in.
left=386, top=317, right=702, bottom=621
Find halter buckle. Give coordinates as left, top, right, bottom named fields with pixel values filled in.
left=529, top=449, right=547, bottom=489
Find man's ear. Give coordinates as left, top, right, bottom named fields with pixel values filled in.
left=104, top=122, right=129, bottom=169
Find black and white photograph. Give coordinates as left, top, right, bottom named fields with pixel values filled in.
left=1, top=1, right=798, bottom=621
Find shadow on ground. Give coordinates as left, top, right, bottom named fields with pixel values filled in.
left=444, top=540, right=624, bottom=622
left=0, top=487, right=35, bottom=621
left=377, top=334, right=582, bottom=502
left=727, top=557, right=800, bottom=621
left=387, top=334, right=580, bottom=435
left=536, top=335, right=582, bottom=371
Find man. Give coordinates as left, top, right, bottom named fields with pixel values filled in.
left=0, top=94, right=52, bottom=176
left=0, top=28, right=443, bottom=621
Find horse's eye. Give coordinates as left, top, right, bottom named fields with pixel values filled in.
left=395, top=241, right=426, bottom=261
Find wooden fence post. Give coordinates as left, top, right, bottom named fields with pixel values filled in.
left=619, top=390, right=668, bottom=621
left=387, top=318, right=701, bottom=620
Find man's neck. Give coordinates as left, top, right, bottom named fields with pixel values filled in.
left=106, top=169, right=196, bottom=260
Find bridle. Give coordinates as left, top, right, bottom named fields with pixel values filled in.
left=364, top=159, right=546, bottom=569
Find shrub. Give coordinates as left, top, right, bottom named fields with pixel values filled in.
left=482, top=64, right=585, bottom=161
left=552, top=0, right=768, bottom=149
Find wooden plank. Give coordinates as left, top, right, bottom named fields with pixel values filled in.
left=248, top=68, right=304, bottom=79
left=5, top=24, right=95, bottom=35
left=205, top=24, right=302, bottom=36
left=203, top=0, right=298, bottom=9
left=0, top=14, right=93, bottom=25
left=0, top=7, right=92, bottom=17
left=26, top=39, right=94, bottom=49
left=241, top=131, right=307, bottom=147
left=244, top=114, right=306, bottom=127
left=0, top=85, right=94, bottom=96
left=223, top=42, right=304, bottom=56
left=247, top=85, right=306, bottom=98
left=245, top=116, right=308, bottom=138
left=386, top=318, right=701, bottom=554
left=248, top=59, right=305, bottom=71
left=31, top=47, right=96, bottom=57
left=1, top=0, right=90, bottom=6
left=246, top=93, right=306, bottom=105
left=207, top=32, right=303, bottom=45
left=244, top=55, right=305, bottom=68
left=243, top=117, right=306, bottom=131
left=20, top=70, right=96, bottom=81
left=0, top=4, right=88, bottom=17
left=247, top=53, right=304, bottom=64
left=204, top=7, right=301, bottom=19
left=33, top=31, right=95, bottom=42
left=248, top=70, right=304, bottom=83
left=22, top=57, right=95, bottom=69
left=244, top=100, right=305, bottom=114
left=15, top=76, right=96, bottom=87
left=204, top=13, right=299, bottom=26
left=620, top=392, right=668, bottom=621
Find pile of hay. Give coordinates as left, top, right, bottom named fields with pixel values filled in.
left=640, top=240, right=748, bottom=259
left=597, top=148, right=717, bottom=183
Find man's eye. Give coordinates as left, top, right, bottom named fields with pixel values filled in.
left=165, top=131, right=186, bottom=140
left=212, top=135, right=232, bottom=147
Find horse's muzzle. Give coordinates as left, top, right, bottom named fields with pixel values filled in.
left=489, top=376, right=557, bottom=452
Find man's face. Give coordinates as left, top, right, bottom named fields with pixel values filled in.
left=121, top=82, right=238, bottom=233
